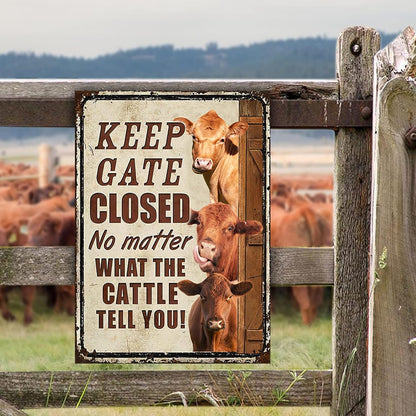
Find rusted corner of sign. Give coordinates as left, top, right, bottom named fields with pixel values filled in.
left=75, top=92, right=270, bottom=364
left=255, top=350, right=271, bottom=364
left=75, top=91, right=99, bottom=116
left=75, top=345, right=93, bottom=364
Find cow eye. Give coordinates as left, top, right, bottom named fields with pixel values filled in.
left=227, top=225, right=234, bottom=232
left=218, top=137, right=225, bottom=144
left=192, top=135, right=199, bottom=143
left=226, top=295, right=233, bottom=301
left=200, top=295, right=206, bottom=302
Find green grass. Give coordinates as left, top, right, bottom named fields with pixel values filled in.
left=1, top=288, right=331, bottom=415
left=0, top=289, right=331, bottom=372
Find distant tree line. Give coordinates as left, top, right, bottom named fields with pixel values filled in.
left=0, top=34, right=396, bottom=79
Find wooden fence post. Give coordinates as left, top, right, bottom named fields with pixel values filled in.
left=333, top=27, right=380, bottom=415
left=38, top=143, right=57, bottom=187
left=368, top=27, right=416, bottom=415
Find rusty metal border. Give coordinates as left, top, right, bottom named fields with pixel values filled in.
left=75, top=91, right=270, bottom=364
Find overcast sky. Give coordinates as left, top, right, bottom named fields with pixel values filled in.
left=2, top=0, right=414, bottom=58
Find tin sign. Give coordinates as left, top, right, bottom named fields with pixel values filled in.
left=75, top=92, right=270, bottom=363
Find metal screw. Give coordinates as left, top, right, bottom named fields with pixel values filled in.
left=351, top=42, right=362, bottom=56
left=361, top=106, right=372, bottom=120
left=404, top=127, right=416, bottom=150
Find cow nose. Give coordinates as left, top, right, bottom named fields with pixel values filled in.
left=195, top=158, right=213, bottom=171
left=206, top=319, right=225, bottom=331
left=199, top=240, right=216, bottom=260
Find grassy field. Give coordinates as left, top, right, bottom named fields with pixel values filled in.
left=0, top=288, right=331, bottom=415
left=0, top=288, right=331, bottom=372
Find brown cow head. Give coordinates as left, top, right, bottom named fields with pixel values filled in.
left=178, top=273, right=252, bottom=331
left=25, top=184, right=64, bottom=204
left=174, top=110, right=248, bottom=174
left=188, top=203, right=263, bottom=278
left=27, top=212, right=61, bottom=246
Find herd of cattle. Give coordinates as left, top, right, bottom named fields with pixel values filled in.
left=271, top=174, right=333, bottom=325
left=0, top=160, right=332, bottom=330
left=0, top=162, right=75, bottom=324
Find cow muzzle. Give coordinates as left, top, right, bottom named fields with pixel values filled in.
left=193, top=158, right=213, bottom=173
left=193, top=241, right=217, bottom=272
left=206, top=318, right=225, bottom=331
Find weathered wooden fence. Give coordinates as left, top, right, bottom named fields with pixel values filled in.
left=368, top=27, right=416, bottom=415
left=0, top=26, right=414, bottom=415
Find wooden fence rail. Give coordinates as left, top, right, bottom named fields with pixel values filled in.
left=0, top=246, right=334, bottom=286
left=0, top=370, right=332, bottom=408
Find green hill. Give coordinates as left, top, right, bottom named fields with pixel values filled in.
left=0, top=33, right=396, bottom=79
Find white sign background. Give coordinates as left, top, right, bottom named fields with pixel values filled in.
left=76, top=93, right=242, bottom=360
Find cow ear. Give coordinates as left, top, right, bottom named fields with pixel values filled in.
left=235, top=220, right=263, bottom=235
left=188, top=209, right=200, bottom=225
left=178, top=280, right=201, bottom=296
left=227, top=121, right=249, bottom=138
left=225, top=121, right=247, bottom=153
left=225, top=138, right=239, bottom=156
left=174, top=117, right=194, bottom=135
left=231, top=281, right=252, bottom=296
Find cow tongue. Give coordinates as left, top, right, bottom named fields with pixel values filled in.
left=193, top=246, right=209, bottom=265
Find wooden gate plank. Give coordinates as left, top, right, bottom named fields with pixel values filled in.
left=0, top=246, right=334, bottom=286
left=0, top=370, right=332, bottom=408
left=238, top=98, right=268, bottom=356
left=332, top=26, right=380, bottom=416
left=272, top=247, right=333, bottom=286
left=0, top=80, right=338, bottom=100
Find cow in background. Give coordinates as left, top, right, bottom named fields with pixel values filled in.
left=271, top=191, right=333, bottom=325
left=0, top=224, right=34, bottom=324
left=174, top=110, right=248, bottom=213
left=0, top=169, right=76, bottom=324
left=178, top=273, right=252, bottom=352
left=27, top=211, right=76, bottom=316
left=189, top=202, right=262, bottom=281
left=0, top=195, right=70, bottom=230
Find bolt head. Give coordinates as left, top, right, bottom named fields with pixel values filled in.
left=350, top=43, right=362, bottom=56
left=404, top=127, right=416, bottom=150
left=361, top=106, right=372, bottom=120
